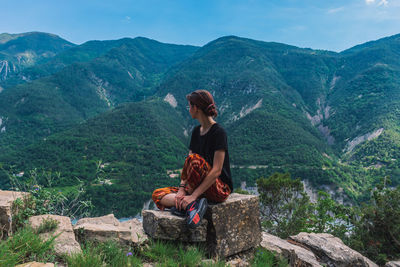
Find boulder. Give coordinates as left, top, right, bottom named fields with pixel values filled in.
left=142, top=193, right=261, bottom=257
left=205, top=193, right=262, bottom=258
left=289, top=232, right=378, bottom=267
left=120, top=218, right=148, bottom=245
left=0, top=190, right=28, bottom=238
left=261, top=232, right=322, bottom=267
left=15, top=262, right=54, bottom=267
left=142, top=210, right=207, bottom=242
left=386, top=261, right=400, bottom=267
left=225, top=258, right=248, bottom=267
left=73, top=214, right=146, bottom=247
left=29, top=214, right=81, bottom=256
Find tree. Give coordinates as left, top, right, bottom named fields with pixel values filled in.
left=351, top=177, right=400, bottom=264
left=311, top=191, right=354, bottom=242
left=256, top=172, right=312, bottom=238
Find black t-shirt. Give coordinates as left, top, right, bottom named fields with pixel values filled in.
left=189, top=123, right=233, bottom=191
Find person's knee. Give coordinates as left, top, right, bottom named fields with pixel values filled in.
left=152, top=188, right=163, bottom=202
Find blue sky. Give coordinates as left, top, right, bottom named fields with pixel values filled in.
left=1, top=0, right=400, bottom=52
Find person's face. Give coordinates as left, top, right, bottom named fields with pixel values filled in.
left=188, top=101, right=197, bottom=118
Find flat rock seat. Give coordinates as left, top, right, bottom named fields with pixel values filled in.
left=142, top=210, right=208, bottom=242
left=142, top=193, right=262, bottom=258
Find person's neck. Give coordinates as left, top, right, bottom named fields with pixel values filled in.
left=198, top=116, right=216, bottom=135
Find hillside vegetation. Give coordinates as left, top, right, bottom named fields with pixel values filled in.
left=1, top=32, right=400, bottom=215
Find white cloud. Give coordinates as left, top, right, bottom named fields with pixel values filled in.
left=327, top=7, right=344, bottom=14
left=122, top=16, right=132, bottom=24
left=366, top=0, right=389, bottom=6
left=378, top=0, right=389, bottom=6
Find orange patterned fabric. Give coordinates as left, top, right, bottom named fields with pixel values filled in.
left=152, top=153, right=231, bottom=210
left=152, top=186, right=179, bottom=210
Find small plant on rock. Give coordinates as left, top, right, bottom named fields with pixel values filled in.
left=251, top=247, right=289, bottom=267
left=36, top=217, right=59, bottom=234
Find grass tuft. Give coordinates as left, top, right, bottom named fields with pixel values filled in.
left=142, top=240, right=206, bottom=266
left=65, top=241, right=141, bottom=267
left=36, top=217, right=59, bottom=234
left=251, top=247, right=289, bottom=267
left=0, top=226, right=56, bottom=267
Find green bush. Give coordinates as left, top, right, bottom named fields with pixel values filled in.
left=65, top=241, right=141, bottom=267
left=349, top=178, right=400, bottom=265
left=36, top=217, right=59, bottom=234
left=257, top=172, right=356, bottom=240
left=251, top=247, right=288, bottom=267
left=9, top=168, right=92, bottom=230
left=0, top=227, right=57, bottom=267
left=257, top=172, right=313, bottom=238
left=142, top=240, right=205, bottom=267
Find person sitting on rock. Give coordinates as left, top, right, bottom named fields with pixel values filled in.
left=152, top=89, right=233, bottom=228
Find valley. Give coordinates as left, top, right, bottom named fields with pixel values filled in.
left=1, top=32, right=400, bottom=216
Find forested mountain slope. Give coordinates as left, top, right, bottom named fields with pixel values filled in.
left=1, top=38, right=135, bottom=88
left=325, top=34, right=400, bottom=184
left=0, top=32, right=75, bottom=86
left=1, top=32, right=400, bottom=215
left=0, top=100, right=187, bottom=216
left=155, top=36, right=341, bottom=187
left=0, top=37, right=198, bottom=155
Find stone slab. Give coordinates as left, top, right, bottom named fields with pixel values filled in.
left=29, top=214, right=81, bottom=256
left=142, top=209, right=207, bottom=242
left=261, top=232, right=322, bottom=267
left=290, top=232, right=378, bottom=267
left=16, top=262, right=54, bottom=267
left=74, top=214, right=147, bottom=247
left=120, top=218, right=148, bottom=244
left=386, top=261, right=400, bottom=267
left=205, top=193, right=262, bottom=258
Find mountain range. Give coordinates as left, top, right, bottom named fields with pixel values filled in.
left=1, top=31, right=399, bottom=216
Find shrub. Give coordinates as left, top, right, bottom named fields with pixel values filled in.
left=142, top=240, right=205, bottom=266
left=0, top=227, right=56, bottom=266
left=65, top=241, right=141, bottom=267
left=9, top=168, right=93, bottom=230
left=257, top=172, right=313, bottom=238
left=36, top=217, right=59, bottom=234
left=251, top=247, right=288, bottom=267
left=350, top=178, right=400, bottom=264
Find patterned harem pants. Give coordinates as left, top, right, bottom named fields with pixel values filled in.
left=152, top=153, right=231, bottom=210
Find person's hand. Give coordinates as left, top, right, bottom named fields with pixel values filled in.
left=180, top=195, right=197, bottom=210
left=175, top=188, right=186, bottom=209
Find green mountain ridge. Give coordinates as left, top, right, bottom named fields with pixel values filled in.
left=0, top=32, right=75, bottom=84
left=1, top=33, right=400, bottom=215
left=1, top=38, right=132, bottom=88
left=0, top=37, right=198, bottom=155
left=1, top=100, right=187, bottom=216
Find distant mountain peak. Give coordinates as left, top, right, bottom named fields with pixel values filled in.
left=0, top=31, right=71, bottom=44
left=341, top=32, right=400, bottom=54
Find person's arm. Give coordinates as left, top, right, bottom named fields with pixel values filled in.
left=175, top=150, right=194, bottom=208
left=175, top=180, right=187, bottom=208
left=180, top=150, right=225, bottom=209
